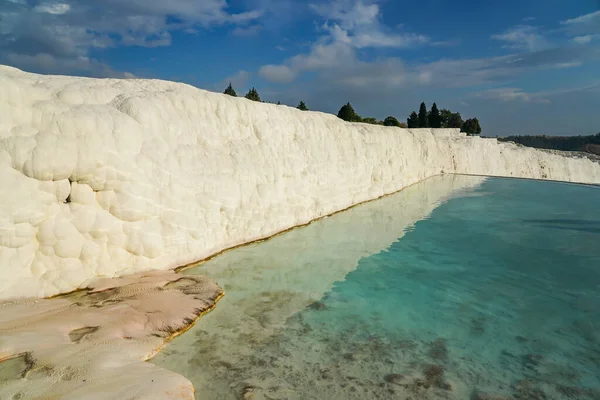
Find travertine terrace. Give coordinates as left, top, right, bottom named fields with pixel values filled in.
left=1, top=65, right=599, bottom=299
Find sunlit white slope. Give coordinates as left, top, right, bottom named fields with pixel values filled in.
left=1, top=65, right=599, bottom=299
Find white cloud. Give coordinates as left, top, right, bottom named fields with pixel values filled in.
left=474, top=87, right=550, bottom=103
left=218, top=69, right=251, bottom=91
left=5, top=52, right=133, bottom=77
left=562, top=10, right=600, bottom=36
left=572, top=34, right=597, bottom=44
left=0, top=0, right=263, bottom=75
left=562, top=10, right=600, bottom=27
left=259, top=0, right=428, bottom=84
left=473, top=81, right=600, bottom=104
left=491, top=25, right=549, bottom=52
left=34, top=2, right=70, bottom=15
left=311, top=0, right=429, bottom=49
left=259, top=65, right=297, bottom=83
left=232, top=24, right=263, bottom=37
left=552, top=61, right=582, bottom=69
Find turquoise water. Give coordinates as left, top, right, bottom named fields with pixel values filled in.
left=154, top=176, right=600, bottom=399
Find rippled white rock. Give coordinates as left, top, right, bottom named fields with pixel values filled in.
left=1, top=65, right=599, bottom=299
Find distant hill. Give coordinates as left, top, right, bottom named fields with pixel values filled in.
left=498, top=133, right=600, bottom=156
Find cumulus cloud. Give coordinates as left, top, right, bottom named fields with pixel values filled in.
left=311, top=0, right=429, bottom=49
left=258, top=0, right=428, bottom=84
left=259, top=65, right=297, bottom=83
left=0, top=0, right=262, bottom=76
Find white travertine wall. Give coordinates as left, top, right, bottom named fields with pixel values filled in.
left=1, top=65, right=599, bottom=299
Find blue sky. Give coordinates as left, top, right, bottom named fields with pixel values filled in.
left=1, top=0, right=599, bottom=136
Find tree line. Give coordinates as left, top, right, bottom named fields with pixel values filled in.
left=498, top=133, right=600, bottom=155
left=406, top=102, right=481, bottom=135
left=224, top=83, right=309, bottom=110
left=224, top=83, right=482, bottom=135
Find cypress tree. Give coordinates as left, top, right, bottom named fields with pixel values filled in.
left=407, top=111, right=419, bottom=128
left=429, top=103, right=441, bottom=128
left=224, top=83, right=237, bottom=97
left=418, top=102, right=429, bottom=128
left=297, top=101, right=308, bottom=111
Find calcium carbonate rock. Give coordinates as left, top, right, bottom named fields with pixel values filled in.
left=1, top=65, right=599, bottom=299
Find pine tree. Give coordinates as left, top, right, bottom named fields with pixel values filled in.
left=418, top=102, right=429, bottom=128
left=461, top=118, right=482, bottom=135
left=337, top=102, right=361, bottom=122
left=245, top=87, right=262, bottom=102
left=383, top=116, right=401, bottom=127
left=224, top=83, right=237, bottom=97
left=277, top=101, right=281, bottom=105
left=297, top=101, right=308, bottom=111
left=407, top=111, right=419, bottom=128
left=429, top=103, right=441, bottom=128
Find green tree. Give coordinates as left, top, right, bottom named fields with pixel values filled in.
left=337, top=102, right=361, bottom=122
left=383, top=116, right=402, bottom=127
left=407, top=111, right=419, bottom=128
left=245, top=87, right=261, bottom=102
left=277, top=101, right=281, bottom=105
left=440, top=109, right=452, bottom=127
left=440, top=108, right=464, bottom=128
left=429, top=102, right=441, bottom=128
left=461, top=118, right=482, bottom=135
left=399, top=122, right=408, bottom=128
left=447, top=112, right=464, bottom=128
left=224, top=83, right=237, bottom=97
left=418, top=102, right=429, bottom=128
left=362, top=117, right=378, bottom=124
left=297, top=101, right=308, bottom=111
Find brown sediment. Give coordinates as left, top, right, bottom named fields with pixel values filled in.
left=148, top=290, right=225, bottom=360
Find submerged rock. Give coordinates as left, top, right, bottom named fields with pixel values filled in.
left=428, top=338, right=449, bottom=361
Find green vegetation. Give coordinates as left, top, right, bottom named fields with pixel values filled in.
left=407, top=112, right=419, bottom=128
left=418, top=102, right=429, bottom=128
left=406, top=103, right=479, bottom=134
left=498, top=133, right=600, bottom=155
left=384, top=116, right=402, bottom=127
left=245, top=87, right=261, bottom=102
left=337, top=103, right=408, bottom=127
left=461, top=118, right=482, bottom=135
left=221, top=85, right=478, bottom=134
left=337, top=102, right=362, bottom=122
left=428, top=103, right=441, bottom=128
left=223, top=83, right=237, bottom=97
left=441, top=109, right=464, bottom=129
